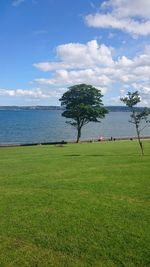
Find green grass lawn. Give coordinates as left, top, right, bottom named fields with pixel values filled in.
left=0, top=140, right=150, bottom=267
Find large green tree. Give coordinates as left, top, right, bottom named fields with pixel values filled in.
left=59, top=84, right=108, bottom=143
left=121, top=91, right=150, bottom=155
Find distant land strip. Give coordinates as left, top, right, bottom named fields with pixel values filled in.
left=0, top=106, right=149, bottom=112
left=0, top=136, right=150, bottom=147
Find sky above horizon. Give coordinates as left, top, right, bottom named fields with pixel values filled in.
left=0, top=0, right=150, bottom=106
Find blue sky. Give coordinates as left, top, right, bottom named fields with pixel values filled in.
left=0, top=0, right=150, bottom=106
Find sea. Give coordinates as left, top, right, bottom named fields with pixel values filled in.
left=0, top=109, right=149, bottom=145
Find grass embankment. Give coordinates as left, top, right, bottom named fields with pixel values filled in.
left=0, top=141, right=150, bottom=267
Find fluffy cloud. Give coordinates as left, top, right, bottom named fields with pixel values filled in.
left=35, top=69, right=111, bottom=91
left=0, top=88, right=65, bottom=99
left=85, top=0, right=150, bottom=36
left=132, top=83, right=150, bottom=106
left=34, top=40, right=113, bottom=94
left=33, top=39, right=150, bottom=105
left=33, top=40, right=114, bottom=71
left=101, top=0, right=150, bottom=19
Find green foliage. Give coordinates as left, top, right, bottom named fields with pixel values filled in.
left=121, top=91, right=150, bottom=155
left=130, top=107, right=150, bottom=130
left=59, top=84, right=108, bottom=142
left=121, top=91, right=140, bottom=107
left=121, top=91, right=150, bottom=129
left=0, top=142, right=150, bottom=267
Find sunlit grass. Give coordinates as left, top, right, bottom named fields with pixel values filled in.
left=0, top=140, right=150, bottom=267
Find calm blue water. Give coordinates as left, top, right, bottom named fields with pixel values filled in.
left=0, top=110, right=149, bottom=144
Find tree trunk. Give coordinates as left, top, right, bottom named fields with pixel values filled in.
left=76, top=127, right=81, bottom=143
left=136, top=124, right=144, bottom=155
left=132, top=108, right=144, bottom=155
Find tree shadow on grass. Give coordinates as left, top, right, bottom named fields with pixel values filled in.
left=65, top=154, right=81, bottom=157
left=65, top=153, right=150, bottom=157
left=65, top=154, right=109, bottom=157
left=86, top=154, right=150, bottom=157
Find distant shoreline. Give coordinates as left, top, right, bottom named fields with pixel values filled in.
left=0, top=136, right=149, bottom=147
left=0, top=106, right=149, bottom=112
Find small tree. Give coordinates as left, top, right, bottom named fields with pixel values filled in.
left=59, top=84, right=108, bottom=143
left=121, top=91, right=150, bottom=155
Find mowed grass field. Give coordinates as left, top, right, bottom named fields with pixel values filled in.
left=0, top=141, right=150, bottom=267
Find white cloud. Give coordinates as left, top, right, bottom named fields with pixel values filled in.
left=0, top=88, right=64, bottom=99
left=35, top=69, right=111, bottom=95
left=12, top=0, right=25, bottom=7
left=33, top=40, right=114, bottom=72
left=34, top=40, right=113, bottom=94
left=33, top=39, right=150, bottom=105
left=132, top=83, right=150, bottom=106
left=1, top=37, right=150, bottom=105
left=33, top=62, right=69, bottom=72
left=86, top=14, right=150, bottom=36
left=85, top=0, right=150, bottom=36
left=101, top=0, right=150, bottom=19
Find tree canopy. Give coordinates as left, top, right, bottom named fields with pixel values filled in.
left=121, top=91, right=150, bottom=155
left=59, top=84, right=108, bottom=142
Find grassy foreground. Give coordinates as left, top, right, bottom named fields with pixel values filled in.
left=0, top=141, right=150, bottom=267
